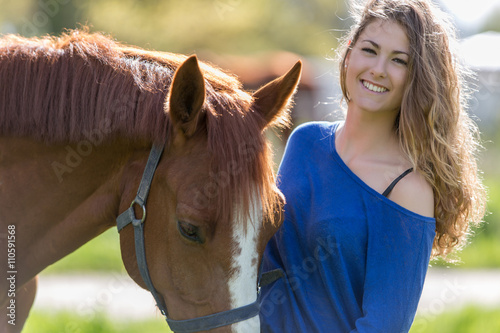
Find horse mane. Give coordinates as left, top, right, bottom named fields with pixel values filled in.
left=0, top=29, right=281, bottom=226
left=0, top=28, right=249, bottom=143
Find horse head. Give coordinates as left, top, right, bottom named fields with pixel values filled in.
left=118, top=55, right=301, bottom=332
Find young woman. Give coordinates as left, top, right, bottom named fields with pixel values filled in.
left=259, top=0, right=487, bottom=332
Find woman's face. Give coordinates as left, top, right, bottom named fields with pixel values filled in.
left=345, top=19, right=410, bottom=116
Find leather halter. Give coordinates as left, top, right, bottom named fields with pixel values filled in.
left=116, top=144, right=283, bottom=333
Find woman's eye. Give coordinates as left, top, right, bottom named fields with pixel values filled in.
left=393, top=58, right=408, bottom=66
left=362, top=48, right=376, bottom=55
left=177, top=221, right=204, bottom=244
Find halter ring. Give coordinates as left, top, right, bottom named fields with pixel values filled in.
left=130, top=199, right=146, bottom=226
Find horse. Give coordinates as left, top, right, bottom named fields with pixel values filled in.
left=0, top=29, right=301, bottom=332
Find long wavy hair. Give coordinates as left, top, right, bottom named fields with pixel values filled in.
left=337, top=0, right=487, bottom=259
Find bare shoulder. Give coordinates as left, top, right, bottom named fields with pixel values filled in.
left=389, top=170, right=435, bottom=218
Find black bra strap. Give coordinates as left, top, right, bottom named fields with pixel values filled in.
left=382, top=168, right=413, bottom=197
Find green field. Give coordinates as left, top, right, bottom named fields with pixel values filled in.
left=23, top=305, right=500, bottom=333
left=23, top=310, right=172, bottom=333
left=41, top=228, right=123, bottom=275
left=410, top=305, right=500, bottom=333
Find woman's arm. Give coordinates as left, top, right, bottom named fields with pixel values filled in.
left=352, top=195, right=435, bottom=333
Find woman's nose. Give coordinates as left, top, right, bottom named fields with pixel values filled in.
left=370, top=58, right=388, bottom=78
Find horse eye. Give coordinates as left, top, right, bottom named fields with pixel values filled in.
left=177, top=221, right=204, bottom=244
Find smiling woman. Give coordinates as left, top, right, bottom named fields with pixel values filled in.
left=259, top=0, right=487, bottom=332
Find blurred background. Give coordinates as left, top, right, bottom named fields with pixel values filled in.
left=1, top=0, right=499, bottom=332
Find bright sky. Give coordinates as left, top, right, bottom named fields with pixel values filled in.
left=440, top=0, right=500, bottom=70
left=439, top=0, right=500, bottom=28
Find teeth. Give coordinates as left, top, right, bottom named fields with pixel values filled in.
left=363, top=80, right=387, bottom=93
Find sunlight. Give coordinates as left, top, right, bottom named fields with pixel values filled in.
left=439, top=0, right=500, bottom=26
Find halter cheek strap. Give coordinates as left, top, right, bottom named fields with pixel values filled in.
left=116, top=143, right=167, bottom=314
left=116, top=143, right=283, bottom=333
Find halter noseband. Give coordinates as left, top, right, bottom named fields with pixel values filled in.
left=116, top=144, right=283, bottom=333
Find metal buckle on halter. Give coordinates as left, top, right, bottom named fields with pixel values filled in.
left=130, top=197, right=146, bottom=227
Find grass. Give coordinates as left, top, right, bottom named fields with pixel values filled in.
left=23, top=310, right=172, bottom=333
left=42, top=228, right=123, bottom=275
left=431, top=173, right=500, bottom=269
left=455, top=235, right=500, bottom=268
left=23, top=305, right=500, bottom=333
left=410, top=305, right=500, bottom=333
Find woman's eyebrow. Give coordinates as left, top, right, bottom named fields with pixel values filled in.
left=361, top=39, right=409, bottom=56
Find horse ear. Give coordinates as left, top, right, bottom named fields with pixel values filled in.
left=251, top=60, right=302, bottom=129
left=167, top=55, right=206, bottom=138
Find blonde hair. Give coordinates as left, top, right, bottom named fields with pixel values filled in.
left=337, top=0, right=487, bottom=260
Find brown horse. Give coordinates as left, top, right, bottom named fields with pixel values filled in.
left=0, top=30, right=301, bottom=332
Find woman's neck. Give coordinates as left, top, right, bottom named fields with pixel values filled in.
left=336, top=105, right=400, bottom=164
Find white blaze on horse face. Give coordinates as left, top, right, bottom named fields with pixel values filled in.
left=228, top=193, right=262, bottom=333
